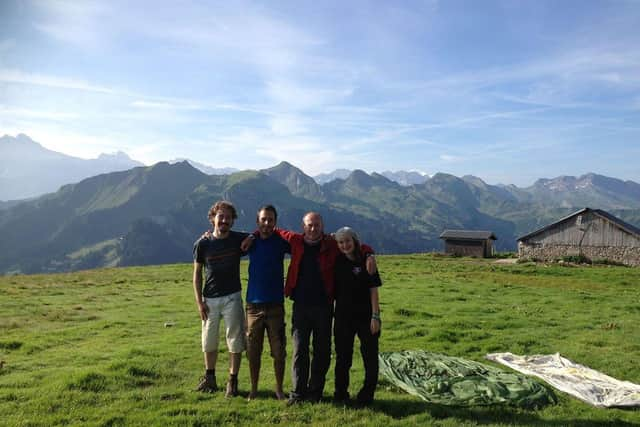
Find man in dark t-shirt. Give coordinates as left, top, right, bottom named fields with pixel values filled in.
left=272, top=212, right=377, bottom=405
left=193, top=200, right=248, bottom=397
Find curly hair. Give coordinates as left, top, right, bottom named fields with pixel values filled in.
left=208, top=200, right=237, bottom=223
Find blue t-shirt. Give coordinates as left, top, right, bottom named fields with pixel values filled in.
left=246, top=233, right=290, bottom=303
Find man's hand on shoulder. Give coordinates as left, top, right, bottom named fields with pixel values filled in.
left=200, top=230, right=213, bottom=241
left=366, top=254, right=377, bottom=275
left=240, top=234, right=255, bottom=252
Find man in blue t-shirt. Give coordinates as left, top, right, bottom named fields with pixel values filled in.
left=245, top=205, right=290, bottom=400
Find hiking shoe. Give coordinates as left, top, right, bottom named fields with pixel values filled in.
left=333, top=392, right=350, bottom=405
left=225, top=375, right=238, bottom=398
left=356, top=389, right=373, bottom=406
left=195, top=374, right=217, bottom=393
left=286, top=396, right=304, bottom=406
left=307, top=393, right=322, bottom=404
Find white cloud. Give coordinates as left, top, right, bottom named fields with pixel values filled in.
left=269, top=115, right=308, bottom=136
left=130, top=101, right=176, bottom=109
left=32, top=0, right=111, bottom=48
left=130, top=100, right=202, bottom=110
left=0, top=107, right=79, bottom=121
left=440, top=154, right=462, bottom=163
left=187, top=126, right=340, bottom=175
left=379, top=46, right=640, bottom=112
left=0, top=68, right=117, bottom=94
left=142, top=4, right=324, bottom=73
left=266, top=80, right=353, bottom=111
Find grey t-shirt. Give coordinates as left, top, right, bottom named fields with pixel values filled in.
left=193, top=231, right=248, bottom=298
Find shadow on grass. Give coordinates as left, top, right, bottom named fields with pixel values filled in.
left=244, top=390, right=286, bottom=401
left=368, top=398, right=639, bottom=426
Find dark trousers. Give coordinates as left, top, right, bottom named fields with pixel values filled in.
left=334, top=312, right=379, bottom=401
left=290, top=302, right=333, bottom=400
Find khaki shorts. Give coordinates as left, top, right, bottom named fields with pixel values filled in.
left=202, top=291, right=246, bottom=353
left=246, top=302, right=286, bottom=365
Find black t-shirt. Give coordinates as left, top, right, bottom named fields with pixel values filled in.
left=334, top=253, right=382, bottom=316
left=292, top=242, right=327, bottom=306
left=193, top=231, right=248, bottom=298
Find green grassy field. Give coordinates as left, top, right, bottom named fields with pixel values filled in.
left=1, top=255, right=639, bottom=426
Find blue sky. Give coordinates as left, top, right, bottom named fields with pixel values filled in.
left=1, top=0, right=639, bottom=186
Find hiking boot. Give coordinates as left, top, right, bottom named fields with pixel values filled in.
left=225, top=374, right=238, bottom=398
left=195, top=374, right=217, bottom=393
left=356, top=389, right=373, bottom=406
left=307, top=393, right=322, bottom=404
left=286, top=396, right=304, bottom=406
left=333, top=391, right=350, bottom=405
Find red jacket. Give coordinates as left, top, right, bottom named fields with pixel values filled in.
left=274, top=228, right=373, bottom=304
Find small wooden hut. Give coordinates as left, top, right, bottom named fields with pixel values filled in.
left=439, top=230, right=497, bottom=258
left=517, top=207, right=640, bottom=266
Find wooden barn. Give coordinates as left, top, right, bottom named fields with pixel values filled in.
left=518, top=207, right=640, bottom=266
left=440, top=230, right=497, bottom=258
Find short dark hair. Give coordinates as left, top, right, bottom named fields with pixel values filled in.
left=208, top=200, right=237, bottom=223
left=257, top=204, right=278, bottom=221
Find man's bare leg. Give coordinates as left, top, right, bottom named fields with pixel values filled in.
left=225, top=352, right=242, bottom=397
left=195, top=351, right=218, bottom=392
left=248, top=356, right=260, bottom=400
left=230, top=352, right=241, bottom=374
left=205, top=351, right=217, bottom=369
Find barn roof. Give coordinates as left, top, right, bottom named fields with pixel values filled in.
left=440, top=230, right=497, bottom=240
left=518, top=207, right=640, bottom=242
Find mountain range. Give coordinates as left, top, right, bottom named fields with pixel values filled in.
left=1, top=135, right=431, bottom=201
left=0, top=134, right=144, bottom=201
left=313, top=169, right=428, bottom=186
left=1, top=158, right=639, bottom=275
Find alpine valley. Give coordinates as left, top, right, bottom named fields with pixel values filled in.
left=1, top=155, right=639, bottom=274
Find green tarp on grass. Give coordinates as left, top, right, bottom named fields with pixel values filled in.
left=379, top=350, right=556, bottom=408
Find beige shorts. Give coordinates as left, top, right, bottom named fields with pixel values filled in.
left=202, top=291, right=246, bottom=353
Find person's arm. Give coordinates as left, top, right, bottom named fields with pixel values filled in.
left=238, top=231, right=255, bottom=254
left=370, top=287, right=381, bottom=335
left=360, top=244, right=378, bottom=275
left=365, top=255, right=377, bottom=275
left=240, top=234, right=255, bottom=252
left=192, top=261, right=208, bottom=321
left=273, top=227, right=297, bottom=242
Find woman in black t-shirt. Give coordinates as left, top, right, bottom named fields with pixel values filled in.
left=333, top=227, right=382, bottom=405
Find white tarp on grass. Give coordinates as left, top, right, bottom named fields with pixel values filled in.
left=486, top=352, right=640, bottom=407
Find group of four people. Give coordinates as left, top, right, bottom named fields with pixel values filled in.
left=192, top=200, right=382, bottom=405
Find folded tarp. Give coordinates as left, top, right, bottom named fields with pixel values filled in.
left=486, top=352, right=640, bottom=408
left=379, top=350, right=556, bottom=408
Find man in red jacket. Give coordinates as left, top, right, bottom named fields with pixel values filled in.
left=272, top=212, right=375, bottom=405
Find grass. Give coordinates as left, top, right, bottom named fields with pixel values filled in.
left=1, top=255, right=639, bottom=426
